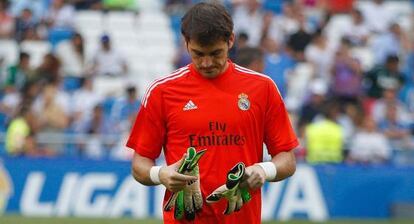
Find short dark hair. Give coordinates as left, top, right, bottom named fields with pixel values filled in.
left=386, top=54, right=399, bottom=64
left=181, top=2, right=233, bottom=45
left=235, top=47, right=263, bottom=67
left=19, top=52, right=30, bottom=61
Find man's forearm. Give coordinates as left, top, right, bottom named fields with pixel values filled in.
left=272, top=150, right=296, bottom=182
left=132, top=153, right=158, bottom=186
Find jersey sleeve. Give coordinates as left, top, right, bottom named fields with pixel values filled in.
left=126, top=86, right=165, bottom=160
left=264, top=79, right=299, bottom=156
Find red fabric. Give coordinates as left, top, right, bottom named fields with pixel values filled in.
left=127, top=61, right=298, bottom=224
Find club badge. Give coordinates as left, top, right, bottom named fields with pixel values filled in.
left=238, top=93, right=250, bottom=111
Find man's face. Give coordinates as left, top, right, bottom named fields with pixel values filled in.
left=186, top=35, right=234, bottom=78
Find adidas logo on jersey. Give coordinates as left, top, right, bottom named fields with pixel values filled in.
left=183, top=100, right=198, bottom=111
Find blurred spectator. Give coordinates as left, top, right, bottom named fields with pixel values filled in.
left=90, top=34, right=128, bottom=77
left=304, top=30, right=335, bottom=83
left=72, top=77, right=102, bottom=133
left=358, top=0, right=393, bottom=34
left=233, top=0, right=264, bottom=47
left=14, top=8, right=39, bottom=42
left=110, top=85, right=140, bottom=132
left=305, top=100, right=344, bottom=163
left=298, top=79, right=327, bottom=133
left=286, top=13, right=312, bottom=61
left=325, top=0, right=354, bottom=14
left=9, top=0, right=48, bottom=23
left=266, top=2, right=302, bottom=45
left=371, top=23, right=410, bottom=65
left=372, top=87, right=411, bottom=124
left=32, top=82, right=70, bottom=154
left=173, top=38, right=192, bottom=69
left=1, top=53, right=33, bottom=121
left=234, top=46, right=264, bottom=73
left=102, top=0, right=137, bottom=11
left=330, top=38, right=363, bottom=104
left=0, top=0, right=14, bottom=39
left=343, top=8, right=370, bottom=46
left=4, top=52, right=33, bottom=91
left=262, top=37, right=296, bottom=98
left=5, top=105, right=53, bottom=157
left=55, top=32, right=88, bottom=91
left=364, top=55, right=405, bottom=99
left=44, top=0, right=75, bottom=30
left=33, top=53, right=62, bottom=85
left=378, top=104, right=413, bottom=152
left=70, top=0, right=102, bottom=10
left=348, top=116, right=392, bottom=164
left=81, top=104, right=115, bottom=159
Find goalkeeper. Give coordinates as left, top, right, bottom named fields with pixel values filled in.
left=126, top=2, right=298, bottom=224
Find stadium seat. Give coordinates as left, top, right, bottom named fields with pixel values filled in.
left=107, top=11, right=138, bottom=31
left=93, top=76, right=127, bottom=97
left=75, top=10, right=104, bottom=32
left=19, top=40, right=52, bottom=68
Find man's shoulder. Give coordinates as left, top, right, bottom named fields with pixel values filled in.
left=233, top=64, right=273, bottom=84
left=149, top=65, right=191, bottom=89
left=141, top=66, right=191, bottom=106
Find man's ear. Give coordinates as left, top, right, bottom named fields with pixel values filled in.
left=228, top=33, right=235, bottom=49
left=185, top=39, right=189, bottom=52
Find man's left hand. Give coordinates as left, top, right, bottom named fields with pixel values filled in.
left=241, top=165, right=266, bottom=190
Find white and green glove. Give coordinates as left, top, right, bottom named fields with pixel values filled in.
left=206, top=162, right=252, bottom=214
left=164, top=147, right=207, bottom=220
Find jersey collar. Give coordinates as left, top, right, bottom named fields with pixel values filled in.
left=189, top=60, right=234, bottom=82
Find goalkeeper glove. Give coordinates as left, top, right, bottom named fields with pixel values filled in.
left=206, top=162, right=252, bottom=215
left=164, top=147, right=207, bottom=220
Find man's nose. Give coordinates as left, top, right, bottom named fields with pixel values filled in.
left=200, top=57, right=213, bottom=67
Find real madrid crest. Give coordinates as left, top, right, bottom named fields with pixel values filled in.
left=238, top=93, right=250, bottom=111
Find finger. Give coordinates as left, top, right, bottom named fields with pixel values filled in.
left=172, top=173, right=198, bottom=182
left=174, top=191, right=185, bottom=220
left=235, top=190, right=243, bottom=212
left=224, top=196, right=237, bottom=215
left=183, top=190, right=195, bottom=220
left=172, top=153, right=187, bottom=169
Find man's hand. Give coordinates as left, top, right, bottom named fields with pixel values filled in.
left=206, top=162, right=251, bottom=215
left=159, top=155, right=197, bottom=193
left=163, top=147, right=207, bottom=220
left=241, top=164, right=266, bottom=190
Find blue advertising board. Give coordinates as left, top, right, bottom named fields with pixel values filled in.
left=0, top=157, right=413, bottom=221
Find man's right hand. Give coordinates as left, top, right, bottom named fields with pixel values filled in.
left=159, top=155, right=198, bottom=192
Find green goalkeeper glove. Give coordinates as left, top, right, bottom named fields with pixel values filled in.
left=164, top=147, right=207, bottom=220
left=206, top=162, right=252, bottom=215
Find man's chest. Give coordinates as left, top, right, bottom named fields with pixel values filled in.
left=161, top=84, right=265, bottom=136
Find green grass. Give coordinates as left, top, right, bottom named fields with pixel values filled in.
left=0, top=215, right=413, bottom=224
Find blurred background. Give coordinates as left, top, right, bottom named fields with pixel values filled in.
left=0, top=0, right=413, bottom=223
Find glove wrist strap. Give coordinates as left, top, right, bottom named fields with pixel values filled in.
left=149, top=165, right=162, bottom=185
left=256, top=162, right=277, bottom=181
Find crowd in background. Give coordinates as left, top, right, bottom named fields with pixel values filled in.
left=0, top=0, right=414, bottom=165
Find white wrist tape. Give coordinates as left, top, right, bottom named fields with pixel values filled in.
left=149, top=166, right=162, bottom=185
left=256, top=162, right=277, bottom=181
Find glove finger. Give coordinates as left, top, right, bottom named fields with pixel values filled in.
left=240, top=188, right=252, bottom=203
left=193, top=191, right=203, bottom=212
left=235, top=189, right=243, bottom=212
left=206, top=185, right=228, bottom=203
left=174, top=191, right=184, bottom=220
left=164, top=192, right=177, bottom=211
left=224, top=195, right=237, bottom=215
left=183, top=188, right=195, bottom=220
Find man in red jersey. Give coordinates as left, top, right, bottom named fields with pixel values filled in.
left=126, top=2, right=298, bottom=224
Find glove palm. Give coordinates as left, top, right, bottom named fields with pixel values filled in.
left=164, top=147, right=206, bottom=220
left=206, top=162, right=251, bottom=214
